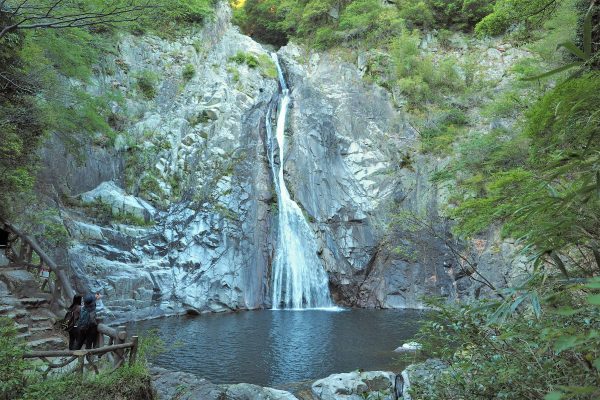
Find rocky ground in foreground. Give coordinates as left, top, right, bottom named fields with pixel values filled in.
left=151, top=360, right=443, bottom=400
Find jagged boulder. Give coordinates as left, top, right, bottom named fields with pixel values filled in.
left=80, top=181, right=155, bottom=221
left=312, top=370, right=396, bottom=400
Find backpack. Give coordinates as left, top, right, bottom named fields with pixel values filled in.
left=60, top=309, right=75, bottom=331
left=78, top=307, right=96, bottom=330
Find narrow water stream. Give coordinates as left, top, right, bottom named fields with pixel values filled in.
left=129, top=309, right=424, bottom=387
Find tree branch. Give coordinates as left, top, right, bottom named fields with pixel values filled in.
left=0, top=0, right=155, bottom=39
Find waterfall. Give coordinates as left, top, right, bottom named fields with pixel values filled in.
left=266, top=54, right=333, bottom=310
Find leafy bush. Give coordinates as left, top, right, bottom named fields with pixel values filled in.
left=229, top=51, right=259, bottom=68
left=257, top=54, right=278, bottom=79
left=475, top=0, right=561, bottom=36
left=0, top=318, right=157, bottom=399
left=135, top=70, right=159, bottom=100
left=182, top=63, right=196, bottom=81
left=0, top=318, right=27, bottom=400
left=21, top=363, right=156, bottom=400
left=391, top=30, right=464, bottom=107
left=395, top=0, right=493, bottom=30
left=412, top=284, right=600, bottom=399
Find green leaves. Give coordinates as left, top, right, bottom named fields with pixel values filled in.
left=553, top=335, right=579, bottom=353
left=587, top=294, right=600, bottom=305
left=524, top=5, right=595, bottom=81
left=544, top=392, right=563, bottom=400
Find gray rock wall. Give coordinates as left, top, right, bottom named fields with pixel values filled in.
left=40, top=2, right=280, bottom=317
left=277, top=45, right=455, bottom=308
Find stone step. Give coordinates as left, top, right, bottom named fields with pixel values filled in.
left=19, top=297, right=49, bottom=308
left=15, top=323, right=29, bottom=333
left=17, top=332, right=31, bottom=340
left=30, top=315, right=51, bottom=322
left=30, top=308, right=59, bottom=320
left=30, top=326, right=54, bottom=334
left=6, top=309, right=30, bottom=319
left=27, top=337, right=67, bottom=350
left=0, top=304, right=15, bottom=314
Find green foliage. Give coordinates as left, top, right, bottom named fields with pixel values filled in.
left=397, top=0, right=493, bottom=30
left=137, top=329, right=167, bottom=363
left=234, top=0, right=493, bottom=47
left=338, top=0, right=383, bottom=33
left=157, top=0, right=215, bottom=23
left=135, top=70, right=159, bottom=100
left=476, top=0, right=561, bottom=36
left=82, top=198, right=153, bottom=226
left=0, top=0, right=216, bottom=220
left=229, top=51, right=259, bottom=68
left=228, top=51, right=277, bottom=79
left=391, top=30, right=464, bottom=107
left=448, top=73, right=600, bottom=265
left=0, top=318, right=27, bottom=400
left=26, top=29, right=101, bottom=81
left=42, top=221, right=70, bottom=247
left=412, top=282, right=600, bottom=399
left=182, top=63, right=196, bottom=81
left=127, top=0, right=215, bottom=37
left=233, top=0, right=290, bottom=46
left=257, top=54, right=278, bottom=79
left=21, top=362, right=156, bottom=400
left=524, top=4, right=596, bottom=80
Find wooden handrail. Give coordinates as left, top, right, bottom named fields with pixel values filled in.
left=0, top=219, right=75, bottom=301
left=97, top=323, right=119, bottom=339
left=23, top=336, right=139, bottom=376
left=23, top=341, right=135, bottom=358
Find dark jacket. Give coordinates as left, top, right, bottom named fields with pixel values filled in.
left=69, top=304, right=81, bottom=329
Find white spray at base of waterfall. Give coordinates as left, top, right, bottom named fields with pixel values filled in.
left=266, top=53, right=335, bottom=310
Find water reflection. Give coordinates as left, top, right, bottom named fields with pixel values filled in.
left=128, top=309, right=423, bottom=387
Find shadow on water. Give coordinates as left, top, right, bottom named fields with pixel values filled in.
left=128, top=308, right=425, bottom=387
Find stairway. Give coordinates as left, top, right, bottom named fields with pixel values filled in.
left=0, top=265, right=68, bottom=350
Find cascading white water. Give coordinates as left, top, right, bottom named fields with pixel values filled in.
left=267, top=54, right=333, bottom=310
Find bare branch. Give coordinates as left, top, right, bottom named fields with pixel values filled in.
left=0, top=72, right=35, bottom=94
left=0, top=0, right=155, bottom=39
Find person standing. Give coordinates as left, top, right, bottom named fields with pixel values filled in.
left=75, top=294, right=98, bottom=350
left=66, top=294, right=82, bottom=350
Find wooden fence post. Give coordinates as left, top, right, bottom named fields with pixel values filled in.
left=74, top=350, right=86, bottom=375
left=19, top=241, right=29, bottom=263
left=129, top=336, right=139, bottom=366
left=113, top=325, right=127, bottom=367
left=96, top=317, right=105, bottom=349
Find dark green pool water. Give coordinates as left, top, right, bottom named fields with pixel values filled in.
left=128, top=309, right=424, bottom=387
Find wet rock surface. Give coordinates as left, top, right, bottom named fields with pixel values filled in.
left=311, top=370, right=396, bottom=400
left=278, top=44, right=455, bottom=308
left=151, top=367, right=299, bottom=400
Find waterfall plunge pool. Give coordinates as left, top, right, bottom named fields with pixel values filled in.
left=128, top=309, right=425, bottom=387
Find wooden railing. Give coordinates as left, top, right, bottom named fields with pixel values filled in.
left=0, top=219, right=75, bottom=306
left=2, top=219, right=140, bottom=376
left=23, top=335, right=139, bottom=377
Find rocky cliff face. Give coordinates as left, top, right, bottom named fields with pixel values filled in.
left=40, top=2, right=279, bottom=317
left=37, top=2, right=528, bottom=318
left=275, top=45, right=455, bottom=308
